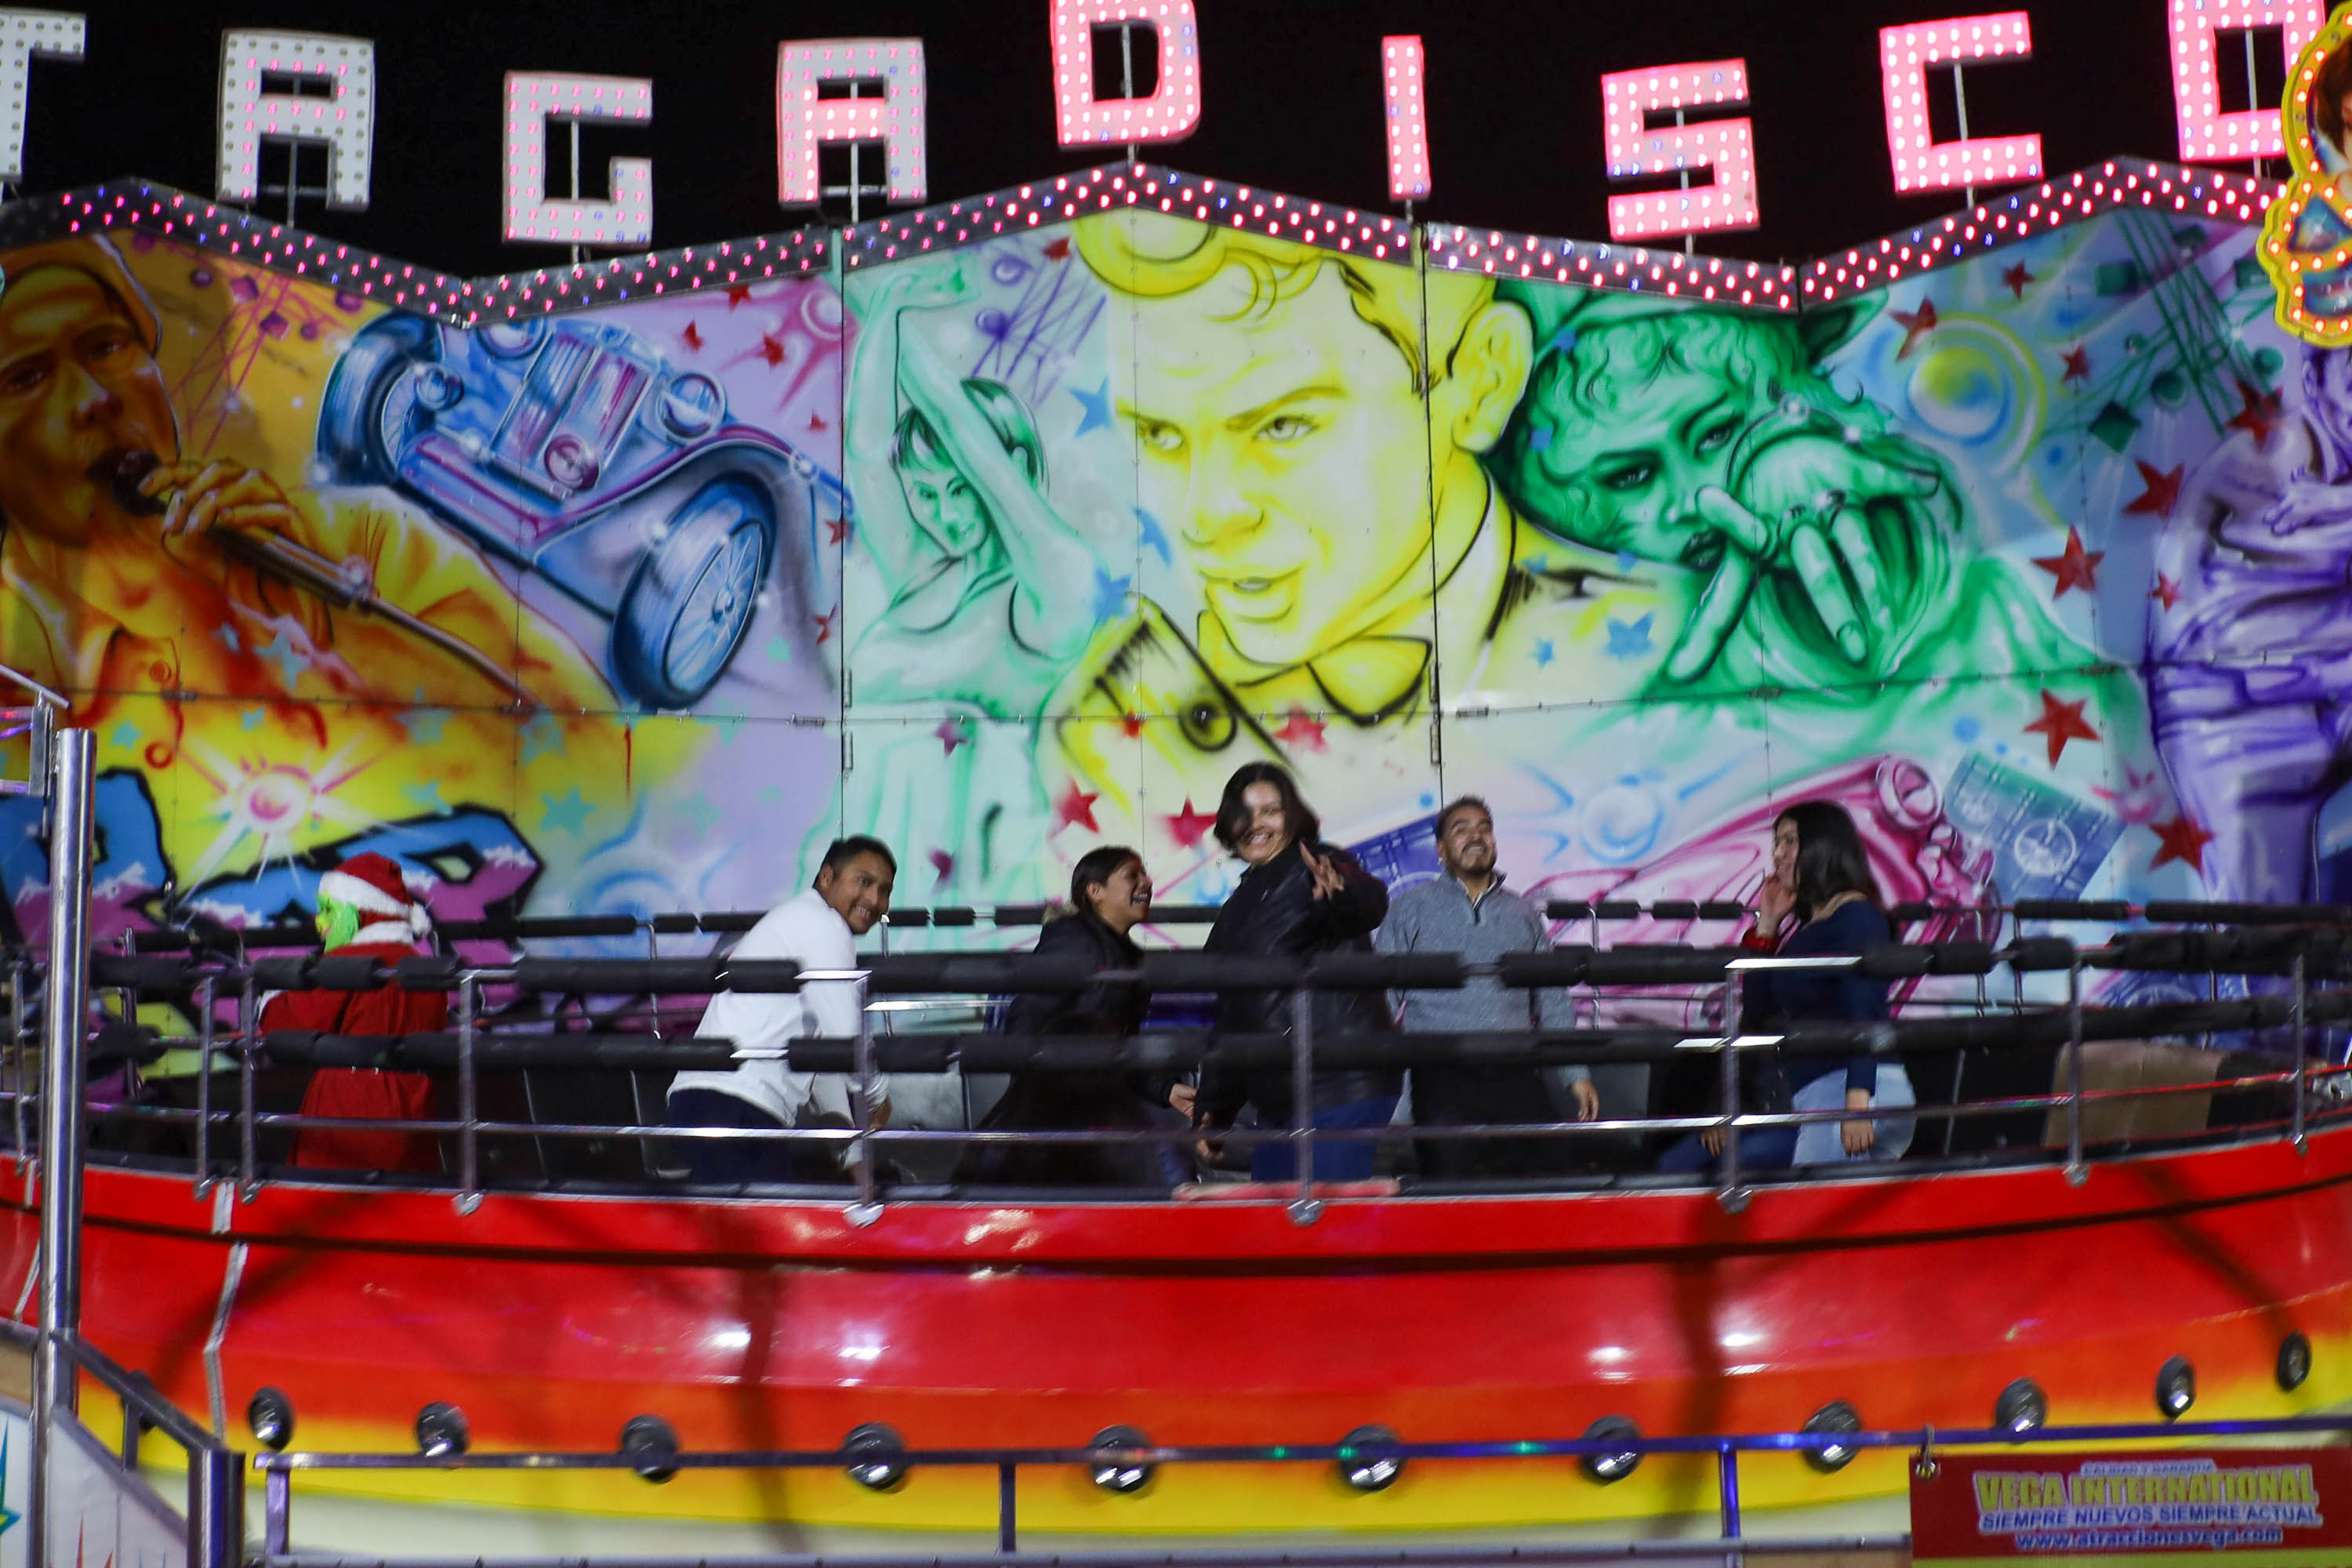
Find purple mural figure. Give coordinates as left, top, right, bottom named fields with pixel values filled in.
left=2147, top=347, right=2352, bottom=904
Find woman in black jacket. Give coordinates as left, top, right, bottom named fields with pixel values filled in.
left=957, top=845, right=1187, bottom=1185
left=1196, top=763, right=1398, bottom=1181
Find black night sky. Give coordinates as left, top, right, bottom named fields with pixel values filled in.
left=20, top=0, right=2245, bottom=278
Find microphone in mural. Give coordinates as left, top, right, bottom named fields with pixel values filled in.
left=98, top=448, right=531, bottom=703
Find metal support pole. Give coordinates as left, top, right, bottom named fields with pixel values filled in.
left=456, top=976, right=480, bottom=1213
left=1716, top=971, right=1746, bottom=1214
left=1677, top=107, right=1694, bottom=256
left=192, top=976, right=215, bottom=1196
left=1288, top=983, right=1319, bottom=1225
left=187, top=1443, right=243, bottom=1568
left=996, top=1461, right=1018, bottom=1552
left=568, top=118, right=583, bottom=267
left=2245, top=28, right=2265, bottom=179
left=31, top=727, right=95, bottom=1568
left=1121, top=23, right=1138, bottom=165
left=851, top=971, right=881, bottom=1225
left=1954, top=64, right=1975, bottom=209
left=264, top=1464, right=291, bottom=1556
left=2292, top=955, right=2309, bottom=1156
left=2063, top=960, right=2086, bottom=1185
left=848, top=141, right=862, bottom=226
left=1717, top=1443, right=1744, bottom=1565
left=237, top=974, right=258, bottom=1200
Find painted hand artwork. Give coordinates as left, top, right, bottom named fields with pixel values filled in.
left=0, top=168, right=2343, bottom=971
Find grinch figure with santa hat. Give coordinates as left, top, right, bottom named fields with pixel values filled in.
left=256, top=852, right=446, bottom=1174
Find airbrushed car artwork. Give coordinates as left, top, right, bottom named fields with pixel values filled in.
left=318, top=310, right=838, bottom=708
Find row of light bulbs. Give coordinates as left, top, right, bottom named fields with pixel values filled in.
left=238, top=1332, right=2311, bottom=1497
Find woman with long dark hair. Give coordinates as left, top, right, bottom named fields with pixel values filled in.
left=1658, top=799, right=1915, bottom=1174
left=1195, top=763, right=1398, bottom=1181
left=958, top=846, right=1189, bottom=1186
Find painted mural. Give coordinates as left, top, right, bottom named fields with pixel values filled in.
left=0, top=185, right=2333, bottom=979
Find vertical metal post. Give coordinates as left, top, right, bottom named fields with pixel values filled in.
left=456, top=976, right=480, bottom=1212
left=851, top=971, right=880, bottom=1224
left=187, top=1443, right=244, bottom=1568
left=31, top=727, right=95, bottom=1568
left=1954, top=64, right=1975, bottom=209
left=1288, top=984, right=1318, bottom=1223
left=1716, top=969, right=1745, bottom=1214
left=996, top=1461, right=1018, bottom=1553
left=8, top=956, right=27, bottom=1170
left=1121, top=24, right=1138, bottom=165
left=2245, top=28, right=2265, bottom=179
left=237, top=974, right=258, bottom=1200
left=192, top=975, right=215, bottom=1195
left=2063, top=960, right=2086, bottom=1185
left=2292, top=954, right=2309, bottom=1156
left=264, top=1464, right=291, bottom=1556
left=568, top=118, right=583, bottom=267
left=1676, top=107, right=1694, bottom=256
left=1717, top=1443, right=1744, bottom=1564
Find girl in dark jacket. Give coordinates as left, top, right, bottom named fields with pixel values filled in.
left=1196, top=763, right=1398, bottom=1181
left=1659, top=799, right=1913, bottom=1174
left=958, top=846, right=1188, bottom=1185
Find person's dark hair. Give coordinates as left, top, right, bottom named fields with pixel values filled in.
left=1778, top=800, right=1881, bottom=920
left=816, top=836, right=897, bottom=883
left=1435, top=795, right=1492, bottom=840
left=2318, top=40, right=2352, bottom=151
left=888, top=377, right=1047, bottom=490
left=1069, top=844, right=1142, bottom=913
left=1213, top=763, right=1320, bottom=854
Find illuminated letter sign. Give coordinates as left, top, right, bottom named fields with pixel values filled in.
left=2259, top=2, right=2352, bottom=342
left=1601, top=59, right=1760, bottom=241
left=1051, top=0, right=1202, bottom=147
left=776, top=38, right=927, bottom=208
left=1879, top=13, right=2041, bottom=193
left=2172, top=0, right=2325, bottom=160
left=1383, top=34, right=1431, bottom=201
left=503, top=72, right=652, bottom=248
left=217, top=30, right=374, bottom=211
left=0, top=9, right=80, bottom=186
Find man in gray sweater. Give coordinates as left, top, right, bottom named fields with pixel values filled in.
left=1376, top=797, right=1598, bottom=1178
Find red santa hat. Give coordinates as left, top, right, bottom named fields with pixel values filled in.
left=317, top=852, right=432, bottom=938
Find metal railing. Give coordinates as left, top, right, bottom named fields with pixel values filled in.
left=1, top=927, right=2347, bottom=1228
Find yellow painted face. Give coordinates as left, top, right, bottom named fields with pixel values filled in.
left=0, top=265, right=176, bottom=547
left=1117, top=263, right=1439, bottom=670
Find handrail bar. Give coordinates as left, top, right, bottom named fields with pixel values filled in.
left=250, top=1410, right=2352, bottom=1473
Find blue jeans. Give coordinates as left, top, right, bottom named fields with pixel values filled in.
left=1790, top=1063, right=1917, bottom=1167
left=1656, top=1123, right=1798, bottom=1175
left=1250, top=1096, right=1399, bottom=1182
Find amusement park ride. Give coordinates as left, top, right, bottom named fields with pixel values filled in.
left=13, top=3, right=2352, bottom=1562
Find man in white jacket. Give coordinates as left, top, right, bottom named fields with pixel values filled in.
left=666, top=837, right=896, bottom=1183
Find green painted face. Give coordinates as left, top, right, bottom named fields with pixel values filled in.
left=315, top=895, right=361, bottom=949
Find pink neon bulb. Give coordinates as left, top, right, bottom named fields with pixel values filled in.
left=503, top=73, right=653, bottom=247
left=1050, top=0, right=1202, bottom=147
left=1878, top=13, right=2040, bottom=194
left=2170, top=0, right=2324, bottom=161
left=776, top=39, right=927, bottom=207
left=1599, top=59, right=1760, bottom=241
left=217, top=31, right=375, bottom=211
left=1383, top=35, right=1431, bottom=201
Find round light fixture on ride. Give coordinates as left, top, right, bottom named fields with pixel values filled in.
left=414, top=1401, right=470, bottom=1459
left=246, top=1386, right=294, bottom=1453
left=1581, top=1416, right=1642, bottom=1483
left=2154, top=1356, right=2196, bottom=1421
left=843, top=1421, right=909, bottom=1492
left=1802, top=1399, right=1863, bottom=1472
left=1335, top=1425, right=1403, bottom=1493
left=1993, top=1378, right=2047, bottom=1438
left=621, top=1414, right=680, bottom=1483
left=2280, top=1331, right=2314, bottom=1392
left=1088, top=1425, right=1155, bottom=1495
